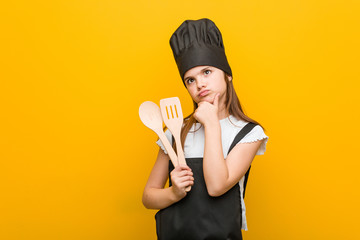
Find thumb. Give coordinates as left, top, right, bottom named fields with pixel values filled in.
left=213, top=93, right=220, bottom=106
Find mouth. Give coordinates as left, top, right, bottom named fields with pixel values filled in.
left=198, top=90, right=209, bottom=97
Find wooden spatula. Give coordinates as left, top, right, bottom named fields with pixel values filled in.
left=139, top=101, right=178, bottom=168
left=160, top=97, right=191, bottom=192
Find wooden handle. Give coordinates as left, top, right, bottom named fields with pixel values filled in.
left=174, top=135, right=191, bottom=192
left=174, top=135, right=186, bottom=166
left=158, top=131, right=178, bottom=168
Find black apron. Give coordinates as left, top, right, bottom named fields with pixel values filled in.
left=155, top=122, right=257, bottom=240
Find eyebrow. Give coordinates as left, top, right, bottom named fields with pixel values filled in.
left=184, top=66, right=211, bottom=82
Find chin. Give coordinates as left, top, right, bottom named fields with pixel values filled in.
left=197, top=95, right=213, bottom=103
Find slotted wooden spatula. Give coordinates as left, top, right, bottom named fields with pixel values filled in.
left=139, top=101, right=178, bottom=168
left=160, top=97, right=191, bottom=192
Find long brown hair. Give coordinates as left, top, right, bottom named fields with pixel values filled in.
left=177, top=71, right=265, bottom=150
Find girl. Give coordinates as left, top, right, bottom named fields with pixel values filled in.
left=142, top=18, right=269, bottom=240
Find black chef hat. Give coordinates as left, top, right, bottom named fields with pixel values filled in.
left=170, top=18, right=232, bottom=85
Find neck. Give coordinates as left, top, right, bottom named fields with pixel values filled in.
left=218, top=104, right=229, bottom=120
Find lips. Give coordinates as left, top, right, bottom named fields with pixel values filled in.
left=198, top=90, right=209, bottom=97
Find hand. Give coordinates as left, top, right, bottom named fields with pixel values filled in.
left=170, top=165, right=194, bottom=199
left=193, top=93, right=220, bottom=126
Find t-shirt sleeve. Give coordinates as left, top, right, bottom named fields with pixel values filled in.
left=238, top=125, right=269, bottom=155
left=156, top=129, right=173, bottom=155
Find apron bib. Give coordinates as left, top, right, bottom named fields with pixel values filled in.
left=155, top=122, right=257, bottom=240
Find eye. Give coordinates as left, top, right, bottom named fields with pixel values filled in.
left=204, top=69, right=211, bottom=75
left=186, top=78, right=195, bottom=85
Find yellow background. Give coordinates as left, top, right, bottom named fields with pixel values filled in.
left=1, top=0, right=359, bottom=239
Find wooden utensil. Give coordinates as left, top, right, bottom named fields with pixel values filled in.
left=160, top=97, right=191, bottom=192
left=139, top=101, right=178, bottom=168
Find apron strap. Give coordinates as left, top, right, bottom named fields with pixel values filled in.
left=227, top=122, right=257, bottom=155
left=227, top=122, right=257, bottom=199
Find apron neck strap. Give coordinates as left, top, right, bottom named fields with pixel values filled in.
left=227, top=122, right=257, bottom=155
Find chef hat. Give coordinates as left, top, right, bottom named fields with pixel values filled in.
left=169, top=18, right=232, bottom=85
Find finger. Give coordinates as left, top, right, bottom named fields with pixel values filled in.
left=213, top=93, right=220, bottom=106
left=187, top=180, right=195, bottom=187
left=174, top=170, right=193, bottom=178
left=177, top=176, right=194, bottom=186
left=178, top=175, right=194, bottom=182
left=176, top=164, right=192, bottom=171
left=180, top=165, right=192, bottom=171
left=193, top=111, right=199, bottom=120
left=173, top=178, right=194, bottom=189
left=197, top=101, right=206, bottom=107
left=180, top=180, right=194, bottom=189
left=170, top=171, right=194, bottom=180
left=175, top=164, right=189, bottom=170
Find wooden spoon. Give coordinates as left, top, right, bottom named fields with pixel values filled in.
left=139, top=101, right=178, bottom=168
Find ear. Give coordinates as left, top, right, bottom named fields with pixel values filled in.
left=228, top=75, right=232, bottom=81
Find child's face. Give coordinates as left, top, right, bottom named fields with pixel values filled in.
left=184, top=66, right=228, bottom=105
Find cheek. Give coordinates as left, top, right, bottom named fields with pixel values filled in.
left=187, top=85, right=195, bottom=93
left=189, top=92, right=201, bottom=103
left=219, top=80, right=227, bottom=91
left=186, top=88, right=197, bottom=99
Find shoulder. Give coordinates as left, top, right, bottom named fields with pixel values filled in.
left=224, top=115, right=269, bottom=155
left=238, top=124, right=269, bottom=155
left=240, top=125, right=267, bottom=142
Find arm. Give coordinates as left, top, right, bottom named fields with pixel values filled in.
left=142, top=148, right=194, bottom=209
left=203, top=121, right=263, bottom=196
left=193, top=93, right=263, bottom=197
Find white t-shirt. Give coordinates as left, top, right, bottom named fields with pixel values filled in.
left=156, top=115, right=269, bottom=231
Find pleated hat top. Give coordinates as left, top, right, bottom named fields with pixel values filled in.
left=170, top=18, right=232, bottom=84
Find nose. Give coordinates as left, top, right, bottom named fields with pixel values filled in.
left=196, top=77, right=206, bottom=89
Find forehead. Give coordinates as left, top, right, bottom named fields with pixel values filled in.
left=184, top=65, right=213, bottom=78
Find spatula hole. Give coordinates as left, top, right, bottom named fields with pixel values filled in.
left=165, top=106, right=169, bottom=119
left=174, top=105, right=178, bottom=118
left=170, top=106, right=174, bottom=118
